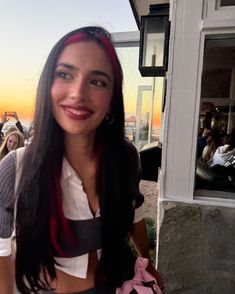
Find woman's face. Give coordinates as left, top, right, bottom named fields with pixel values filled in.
left=51, top=40, right=114, bottom=137
left=7, top=134, right=18, bottom=152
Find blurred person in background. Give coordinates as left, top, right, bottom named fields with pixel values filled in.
left=201, top=134, right=217, bottom=166
left=0, top=112, right=24, bottom=144
left=0, top=130, right=25, bottom=161
left=210, top=133, right=235, bottom=167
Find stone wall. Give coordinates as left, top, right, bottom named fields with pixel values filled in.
left=157, top=201, right=235, bottom=294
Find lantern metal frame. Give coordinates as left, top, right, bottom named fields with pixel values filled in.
left=139, top=4, right=170, bottom=77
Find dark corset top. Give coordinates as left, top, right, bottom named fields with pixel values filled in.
left=56, top=217, right=102, bottom=257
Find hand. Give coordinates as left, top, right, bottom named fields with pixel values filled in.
left=1, top=113, right=9, bottom=124
left=146, top=262, right=165, bottom=293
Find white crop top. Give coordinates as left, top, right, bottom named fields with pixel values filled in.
left=0, top=148, right=144, bottom=279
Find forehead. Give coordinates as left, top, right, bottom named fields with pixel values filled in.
left=8, top=135, right=17, bottom=141
left=57, top=41, right=113, bottom=75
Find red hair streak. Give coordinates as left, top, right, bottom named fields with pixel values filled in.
left=49, top=170, right=76, bottom=257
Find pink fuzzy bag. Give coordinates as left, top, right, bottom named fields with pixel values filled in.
left=116, top=257, right=162, bottom=294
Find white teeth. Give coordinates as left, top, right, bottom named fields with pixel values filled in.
left=68, top=108, right=88, bottom=115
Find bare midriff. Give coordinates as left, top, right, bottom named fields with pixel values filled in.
left=50, top=251, right=98, bottom=293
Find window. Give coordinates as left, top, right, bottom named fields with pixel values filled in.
left=220, top=0, right=235, bottom=6
left=195, top=34, right=235, bottom=197
left=113, top=35, right=163, bottom=151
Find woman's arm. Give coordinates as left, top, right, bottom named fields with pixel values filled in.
left=0, top=255, right=14, bottom=294
left=130, top=219, right=164, bottom=291
left=0, top=153, right=16, bottom=294
left=14, top=112, right=24, bottom=134
left=0, top=112, right=9, bottom=133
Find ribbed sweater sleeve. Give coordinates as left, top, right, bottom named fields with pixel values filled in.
left=0, top=151, right=16, bottom=238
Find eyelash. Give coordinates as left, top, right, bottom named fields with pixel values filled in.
left=91, top=79, right=107, bottom=87
left=55, top=71, right=72, bottom=80
left=55, top=70, right=108, bottom=87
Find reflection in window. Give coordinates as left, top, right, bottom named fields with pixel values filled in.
left=220, top=0, right=235, bottom=6
left=115, top=46, right=163, bottom=151
left=195, top=35, right=235, bottom=197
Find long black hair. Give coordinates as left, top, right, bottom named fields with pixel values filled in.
left=15, top=26, right=138, bottom=293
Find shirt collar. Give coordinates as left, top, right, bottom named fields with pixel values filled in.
left=61, top=157, right=82, bottom=184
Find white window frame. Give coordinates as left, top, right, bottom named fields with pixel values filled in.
left=193, top=28, right=235, bottom=205
left=160, top=0, right=235, bottom=208
left=112, top=31, right=139, bottom=47
left=205, top=0, right=235, bottom=19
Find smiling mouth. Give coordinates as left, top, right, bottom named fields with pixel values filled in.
left=62, top=106, right=94, bottom=120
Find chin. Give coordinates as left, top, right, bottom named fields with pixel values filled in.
left=61, top=121, right=100, bottom=136
left=64, top=127, right=95, bottom=137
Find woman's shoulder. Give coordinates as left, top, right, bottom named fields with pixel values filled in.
left=124, top=140, right=141, bottom=175
left=124, top=140, right=139, bottom=157
left=0, top=150, right=16, bottom=168
left=217, top=144, right=229, bottom=154
left=0, top=147, right=26, bottom=179
left=15, top=146, right=26, bottom=164
left=0, top=150, right=17, bottom=196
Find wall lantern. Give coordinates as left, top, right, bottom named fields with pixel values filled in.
left=139, top=4, right=170, bottom=77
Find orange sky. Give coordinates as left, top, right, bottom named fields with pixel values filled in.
left=0, top=93, right=35, bottom=124
left=1, top=46, right=162, bottom=130
left=0, top=78, right=162, bottom=129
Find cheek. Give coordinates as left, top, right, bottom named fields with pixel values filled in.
left=95, top=98, right=111, bottom=117
left=51, top=80, right=66, bottom=104
left=95, top=91, right=113, bottom=112
left=51, top=84, right=59, bottom=104
left=51, top=85, right=61, bottom=117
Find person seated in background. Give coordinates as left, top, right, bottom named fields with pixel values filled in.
left=0, top=112, right=24, bottom=144
left=210, top=133, right=235, bottom=167
left=0, top=130, right=25, bottom=161
left=197, top=128, right=212, bottom=158
left=201, top=134, right=217, bottom=166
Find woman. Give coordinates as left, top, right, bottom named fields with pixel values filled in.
left=210, top=133, right=235, bottom=167
left=0, top=130, right=24, bottom=160
left=0, top=26, right=163, bottom=293
left=201, top=134, right=217, bottom=165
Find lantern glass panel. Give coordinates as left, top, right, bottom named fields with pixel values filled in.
left=142, top=16, right=168, bottom=67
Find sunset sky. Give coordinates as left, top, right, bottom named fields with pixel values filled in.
left=0, top=0, right=162, bottom=130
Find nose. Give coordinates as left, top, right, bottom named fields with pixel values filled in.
left=10, top=142, right=16, bottom=149
left=69, top=78, right=88, bottom=102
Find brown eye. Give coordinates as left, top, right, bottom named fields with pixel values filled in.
left=91, top=79, right=107, bottom=87
left=55, top=71, right=72, bottom=80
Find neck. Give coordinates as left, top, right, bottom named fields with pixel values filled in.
left=64, top=133, right=96, bottom=166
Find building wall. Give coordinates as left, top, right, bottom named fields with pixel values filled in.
left=157, top=201, right=235, bottom=293
left=130, top=0, right=235, bottom=292
left=156, top=1, right=235, bottom=292
left=160, top=0, right=205, bottom=203
left=160, top=0, right=235, bottom=205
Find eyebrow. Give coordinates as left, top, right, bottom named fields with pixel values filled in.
left=56, top=63, right=112, bottom=81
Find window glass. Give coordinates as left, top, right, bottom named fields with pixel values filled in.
left=220, top=0, right=235, bottom=6
left=115, top=46, right=163, bottom=151
left=195, top=34, right=235, bottom=197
